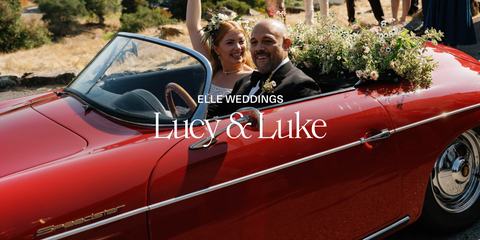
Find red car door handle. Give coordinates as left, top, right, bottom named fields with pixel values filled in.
left=360, top=129, right=392, bottom=144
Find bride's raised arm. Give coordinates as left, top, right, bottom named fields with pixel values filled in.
left=186, top=0, right=210, bottom=60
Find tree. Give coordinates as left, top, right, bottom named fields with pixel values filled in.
left=0, top=0, right=51, bottom=52
left=84, top=0, right=121, bottom=24
left=121, top=0, right=147, bottom=14
left=36, top=0, right=87, bottom=37
left=119, top=5, right=176, bottom=32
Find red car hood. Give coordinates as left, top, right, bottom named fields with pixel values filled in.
left=0, top=99, right=87, bottom=178
left=0, top=91, right=178, bottom=179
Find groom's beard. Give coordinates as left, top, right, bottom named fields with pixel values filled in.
left=254, top=51, right=273, bottom=74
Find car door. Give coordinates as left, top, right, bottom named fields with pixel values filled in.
left=147, top=86, right=400, bottom=239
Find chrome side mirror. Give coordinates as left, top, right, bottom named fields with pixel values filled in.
left=189, top=107, right=262, bottom=150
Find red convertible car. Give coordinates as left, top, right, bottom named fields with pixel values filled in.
left=1, top=32, right=480, bottom=240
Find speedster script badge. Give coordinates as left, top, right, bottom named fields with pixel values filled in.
left=36, top=205, right=125, bottom=237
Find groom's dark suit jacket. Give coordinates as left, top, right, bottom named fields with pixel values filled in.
left=207, top=61, right=321, bottom=118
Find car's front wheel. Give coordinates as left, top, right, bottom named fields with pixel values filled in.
left=420, top=130, right=480, bottom=233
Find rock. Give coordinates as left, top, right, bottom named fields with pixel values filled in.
left=157, top=25, right=184, bottom=39
left=403, top=19, right=423, bottom=32
left=22, top=72, right=34, bottom=78
left=0, top=74, right=21, bottom=89
left=286, top=7, right=305, bottom=14
left=472, top=0, right=480, bottom=17
left=203, top=7, right=235, bottom=19
left=20, top=70, right=80, bottom=87
left=247, top=8, right=261, bottom=16
left=217, top=6, right=235, bottom=16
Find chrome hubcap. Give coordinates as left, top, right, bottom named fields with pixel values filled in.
left=431, top=130, right=480, bottom=213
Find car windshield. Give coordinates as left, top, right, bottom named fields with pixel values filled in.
left=66, top=35, right=208, bottom=125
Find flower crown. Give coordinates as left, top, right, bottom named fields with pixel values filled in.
left=200, top=12, right=251, bottom=49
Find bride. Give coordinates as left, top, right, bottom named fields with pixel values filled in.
left=186, top=0, right=255, bottom=100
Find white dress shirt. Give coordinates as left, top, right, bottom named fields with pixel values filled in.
left=248, top=57, right=290, bottom=96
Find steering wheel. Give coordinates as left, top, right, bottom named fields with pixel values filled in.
left=165, top=82, right=197, bottom=118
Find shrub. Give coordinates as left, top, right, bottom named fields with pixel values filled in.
left=36, top=0, right=87, bottom=37
left=202, top=1, right=216, bottom=13
left=121, top=0, right=147, bottom=14
left=243, top=0, right=264, bottom=10
left=216, top=0, right=250, bottom=15
left=85, top=0, right=121, bottom=24
left=0, top=0, right=51, bottom=52
left=170, top=0, right=187, bottom=20
left=101, top=31, right=116, bottom=39
left=119, top=6, right=177, bottom=33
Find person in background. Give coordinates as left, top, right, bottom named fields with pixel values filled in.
left=424, top=0, right=477, bottom=48
left=186, top=0, right=255, bottom=100
left=408, top=0, right=418, bottom=16
left=304, top=0, right=329, bottom=25
left=266, top=0, right=287, bottom=21
left=391, top=0, right=411, bottom=23
left=346, top=0, right=385, bottom=26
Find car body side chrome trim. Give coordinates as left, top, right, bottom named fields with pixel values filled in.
left=41, top=102, right=480, bottom=239
left=41, top=207, right=149, bottom=240
left=149, top=140, right=362, bottom=210
left=41, top=140, right=363, bottom=239
left=362, top=216, right=410, bottom=240
left=395, top=102, right=480, bottom=132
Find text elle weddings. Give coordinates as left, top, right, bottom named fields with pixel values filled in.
left=155, top=111, right=327, bottom=140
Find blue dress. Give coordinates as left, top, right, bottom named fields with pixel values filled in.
left=424, top=0, right=477, bottom=45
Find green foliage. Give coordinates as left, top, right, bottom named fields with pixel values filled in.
left=216, top=0, right=250, bottom=15
left=119, top=6, right=177, bottom=33
left=201, top=1, right=216, bottom=13
left=101, top=31, right=116, bottom=39
left=85, top=0, right=121, bottom=24
left=121, top=0, right=147, bottom=14
left=288, top=12, right=444, bottom=85
left=36, top=0, right=87, bottom=37
left=170, top=0, right=187, bottom=20
left=0, top=0, right=51, bottom=52
left=242, top=0, right=264, bottom=9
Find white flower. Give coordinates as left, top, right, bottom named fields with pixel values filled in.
left=364, top=47, right=370, bottom=54
left=218, top=13, right=229, bottom=21
left=381, top=20, right=387, bottom=27
left=370, top=70, right=379, bottom=80
left=386, top=47, right=391, bottom=53
left=271, top=81, right=276, bottom=87
left=356, top=70, right=363, bottom=78
left=337, top=56, right=341, bottom=60
left=390, top=18, right=396, bottom=23
left=390, top=28, right=398, bottom=35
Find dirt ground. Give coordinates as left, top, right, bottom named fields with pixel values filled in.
left=1, top=1, right=479, bottom=101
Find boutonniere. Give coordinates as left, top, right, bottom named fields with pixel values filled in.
left=261, top=72, right=276, bottom=93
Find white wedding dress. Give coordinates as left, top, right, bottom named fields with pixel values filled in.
left=208, top=84, right=232, bottom=101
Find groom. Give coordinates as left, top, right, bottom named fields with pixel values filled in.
left=207, top=19, right=321, bottom=118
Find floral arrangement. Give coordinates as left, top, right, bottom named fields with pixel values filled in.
left=201, top=12, right=251, bottom=49
left=261, top=72, right=276, bottom=93
left=288, top=13, right=444, bottom=85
